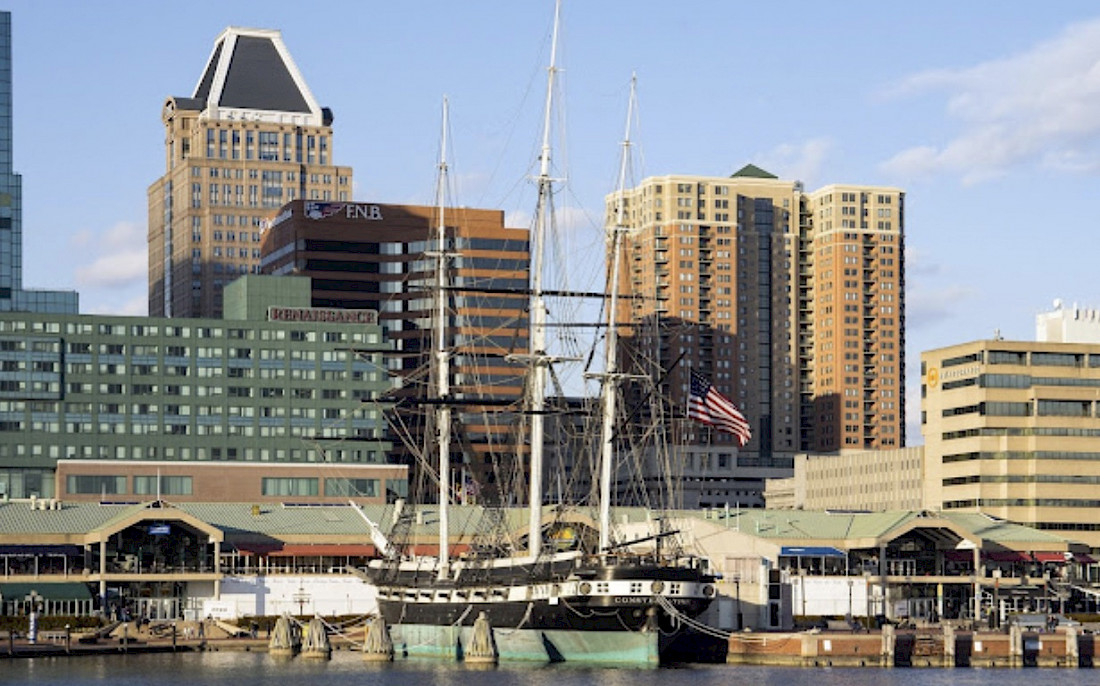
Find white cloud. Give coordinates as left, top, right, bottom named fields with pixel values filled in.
left=84, top=291, right=147, bottom=317
left=905, top=284, right=976, bottom=331
left=903, top=246, right=941, bottom=277
left=504, top=208, right=532, bottom=230
left=505, top=204, right=595, bottom=237
left=754, top=138, right=835, bottom=187
left=102, top=221, right=144, bottom=248
left=71, top=228, right=95, bottom=248
left=73, top=221, right=147, bottom=289
left=881, top=17, right=1100, bottom=182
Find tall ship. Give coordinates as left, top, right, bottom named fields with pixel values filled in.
left=358, top=2, right=718, bottom=665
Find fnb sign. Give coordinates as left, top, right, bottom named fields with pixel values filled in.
left=268, top=307, right=378, bottom=324
left=304, top=202, right=383, bottom=221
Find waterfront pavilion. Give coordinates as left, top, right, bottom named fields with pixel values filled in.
left=0, top=498, right=223, bottom=619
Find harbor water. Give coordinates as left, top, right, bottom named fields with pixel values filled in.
left=4, top=651, right=1100, bottom=686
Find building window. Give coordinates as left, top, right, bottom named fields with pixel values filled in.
left=259, top=131, right=278, bottom=161
left=261, top=477, right=318, bottom=497
left=134, top=475, right=193, bottom=496
left=324, top=478, right=378, bottom=497
left=1037, top=399, right=1091, bottom=417
left=67, top=475, right=126, bottom=495
left=988, top=350, right=1027, bottom=365
left=1031, top=352, right=1083, bottom=368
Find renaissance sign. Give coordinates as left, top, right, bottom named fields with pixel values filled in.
left=268, top=307, right=378, bottom=325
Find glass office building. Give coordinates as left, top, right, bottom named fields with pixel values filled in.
left=0, top=11, right=77, bottom=314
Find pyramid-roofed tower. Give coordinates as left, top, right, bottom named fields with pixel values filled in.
left=148, top=26, right=350, bottom=318
left=183, top=27, right=325, bottom=126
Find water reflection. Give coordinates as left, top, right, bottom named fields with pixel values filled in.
left=3, top=652, right=1100, bottom=686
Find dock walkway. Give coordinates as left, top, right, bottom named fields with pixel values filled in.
left=728, top=625, right=1095, bottom=668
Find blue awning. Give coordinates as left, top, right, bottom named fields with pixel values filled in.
left=781, top=546, right=846, bottom=558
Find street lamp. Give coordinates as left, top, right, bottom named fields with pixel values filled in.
left=733, top=573, right=743, bottom=630
left=848, top=578, right=854, bottom=625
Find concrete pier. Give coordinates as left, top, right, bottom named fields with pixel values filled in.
left=727, top=625, right=1096, bottom=668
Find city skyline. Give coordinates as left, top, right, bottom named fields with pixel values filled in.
left=7, top=1, right=1100, bottom=442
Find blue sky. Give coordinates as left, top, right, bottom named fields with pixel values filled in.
left=7, top=1, right=1100, bottom=444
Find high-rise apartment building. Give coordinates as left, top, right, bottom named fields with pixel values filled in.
left=609, top=166, right=905, bottom=463
left=260, top=199, right=529, bottom=500
left=0, top=11, right=76, bottom=314
left=806, top=185, right=905, bottom=451
left=148, top=27, right=352, bottom=319
left=923, top=339, right=1100, bottom=550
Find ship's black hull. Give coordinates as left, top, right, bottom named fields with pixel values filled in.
left=369, top=556, right=716, bottom=665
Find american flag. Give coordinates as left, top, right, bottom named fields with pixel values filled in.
left=688, top=370, right=751, bottom=447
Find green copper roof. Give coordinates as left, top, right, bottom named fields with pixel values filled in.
left=0, top=501, right=1076, bottom=552
left=939, top=512, right=1070, bottom=545
left=0, top=500, right=137, bottom=535
left=676, top=508, right=1075, bottom=549
left=730, top=164, right=777, bottom=179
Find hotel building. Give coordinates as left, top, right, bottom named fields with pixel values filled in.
left=260, top=200, right=529, bottom=501
left=0, top=276, right=400, bottom=503
left=148, top=27, right=352, bottom=319
left=923, top=339, right=1100, bottom=550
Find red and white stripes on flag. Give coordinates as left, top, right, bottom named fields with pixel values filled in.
left=688, top=370, right=751, bottom=447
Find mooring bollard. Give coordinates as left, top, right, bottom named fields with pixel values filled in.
left=880, top=624, right=895, bottom=668
left=1066, top=625, right=1079, bottom=668
left=362, top=615, right=394, bottom=662
left=943, top=623, right=955, bottom=667
left=464, top=612, right=498, bottom=665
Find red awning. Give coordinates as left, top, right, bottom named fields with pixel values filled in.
left=984, top=551, right=1030, bottom=562
left=267, top=544, right=377, bottom=557
left=945, top=550, right=976, bottom=562
left=1032, top=552, right=1068, bottom=563
left=405, top=543, right=472, bottom=556
left=233, top=542, right=284, bottom=556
